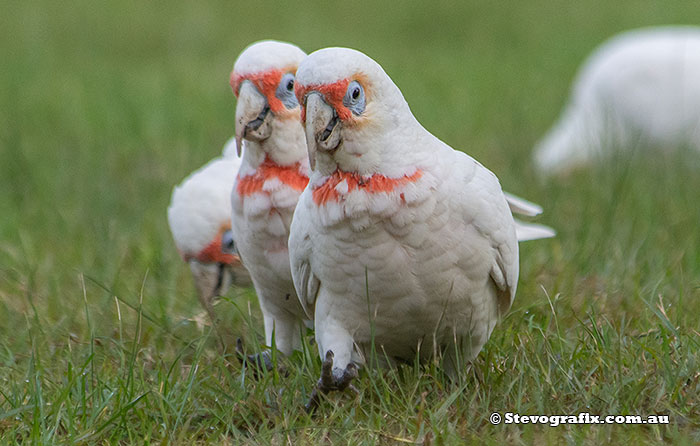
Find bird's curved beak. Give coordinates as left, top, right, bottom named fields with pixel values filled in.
left=188, top=261, right=232, bottom=311
left=229, top=261, right=252, bottom=288
left=235, top=81, right=272, bottom=156
left=304, top=93, right=342, bottom=170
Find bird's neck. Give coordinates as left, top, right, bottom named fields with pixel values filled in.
left=238, top=134, right=310, bottom=196
left=255, top=116, right=308, bottom=167
left=315, top=118, right=430, bottom=178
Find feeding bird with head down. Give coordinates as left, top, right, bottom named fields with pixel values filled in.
left=290, top=47, right=553, bottom=409
left=167, top=137, right=250, bottom=318
left=533, top=26, right=700, bottom=176
left=229, top=40, right=311, bottom=361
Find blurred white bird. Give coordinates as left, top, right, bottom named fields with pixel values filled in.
left=168, top=137, right=250, bottom=317
left=230, top=41, right=310, bottom=357
left=534, top=26, right=700, bottom=175
left=290, top=48, right=549, bottom=407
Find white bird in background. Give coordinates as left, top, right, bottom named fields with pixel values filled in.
left=230, top=41, right=310, bottom=358
left=168, top=137, right=250, bottom=317
left=534, top=26, right=700, bottom=175
left=290, top=48, right=550, bottom=408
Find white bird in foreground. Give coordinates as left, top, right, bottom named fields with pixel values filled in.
left=168, top=137, right=250, bottom=316
left=165, top=137, right=546, bottom=319
left=534, top=26, right=700, bottom=175
left=230, top=41, right=310, bottom=357
left=290, top=48, right=550, bottom=407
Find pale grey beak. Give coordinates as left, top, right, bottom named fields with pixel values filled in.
left=304, top=93, right=341, bottom=170
left=235, top=81, right=272, bottom=156
left=188, top=261, right=232, bottom=311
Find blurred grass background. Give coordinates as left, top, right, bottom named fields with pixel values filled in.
left=1, top=0, right=699, bottom=444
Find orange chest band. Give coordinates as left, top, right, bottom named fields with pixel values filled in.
left=236, top=156, right=309, bottom=197
left=312, top=169, right=423, bottom=205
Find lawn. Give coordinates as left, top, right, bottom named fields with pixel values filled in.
left=1, top=0, right=699, bottom=444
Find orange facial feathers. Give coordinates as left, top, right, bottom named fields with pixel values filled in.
left=230, top=67, right=296, bottom=114
left=312, top=169, right=423, bottom=206
left=236, top=155, right=309, bottom=197
left=184, top=230, right=237, bottom=265
left=295, top=78, right=352, bottom=122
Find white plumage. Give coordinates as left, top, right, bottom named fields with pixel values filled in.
left=290, top=48, right=523, bottom=383
left=534, top=26, right=700, bottom=174
left=505, top=193, right=556, bottom=241
left=167, top=137, right=250, bottom=308
left=230, top=41, right=310, bottom=356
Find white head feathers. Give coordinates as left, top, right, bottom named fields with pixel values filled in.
left=295, top=47, right=428, bottom=177
left=295, top=47, right=411, bottom=119
left=294, top=48, right=381, bottom=85
left=233, top=40, right=306, bottom=77
left=168, top=138, right=241, bottom=258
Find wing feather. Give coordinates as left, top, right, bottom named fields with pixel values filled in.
left=452, top=150, right=519, bottom=316
left=288, top=189, right=320, bottom=319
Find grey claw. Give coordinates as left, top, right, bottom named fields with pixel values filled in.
left=235, top=338, right=274, bottom=377
left=320, top=350, right=335, bottom=389
left=336, top=363, right=358, bottom=391
left=305, top=350, right=359, bottom=412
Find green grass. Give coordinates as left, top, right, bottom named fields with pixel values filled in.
left=2, top=0, right=699, bottom=444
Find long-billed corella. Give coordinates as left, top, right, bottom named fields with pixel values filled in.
left=290, top=47, right=552, bottom=409
left=229, top=40, right=311, bottom=359
left=534, top=26, right=700, bottom=175
left=168, top=137, right=250, bottom=317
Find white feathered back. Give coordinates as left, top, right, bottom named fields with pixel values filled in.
left=534, top=26, right=700, bottom=174
left=168, top=138, right=241, bottom=258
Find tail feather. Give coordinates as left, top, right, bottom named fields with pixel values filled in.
left=514, top=219, right=556, bottom=242
left=503, top=191, right=556, bottom=241
left=504, top=192, right=543, bottom=217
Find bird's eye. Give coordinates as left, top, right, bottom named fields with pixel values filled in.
left=221, top=229, right=236, bottom=254
left=343, top=80, right=366, bottom=115
left=275, top=73, right=299, bottom=109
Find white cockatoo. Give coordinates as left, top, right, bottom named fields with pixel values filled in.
left=534, top=26, right=700, bottom=175
left=290, top=47, right=544, bottom=406
left=168, top=137, right=250, bottom=315
left=229, top=41, right=311, bottom=358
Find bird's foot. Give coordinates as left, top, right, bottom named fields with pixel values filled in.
left=236, top=338, right=275, bottom=378
left=305, top=350, right=359, bottom=412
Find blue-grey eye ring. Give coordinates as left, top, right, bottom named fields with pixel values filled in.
left=343, top=80, right=366, bottom=115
